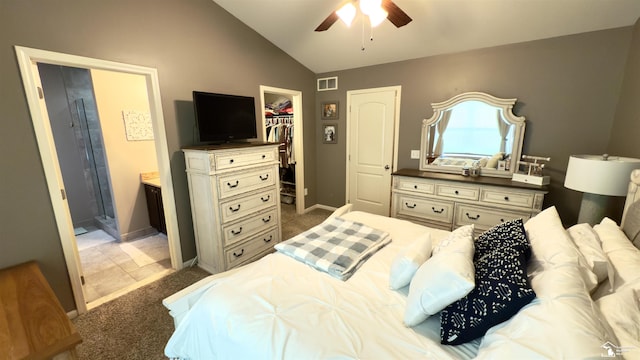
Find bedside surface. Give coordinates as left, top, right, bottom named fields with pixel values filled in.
left=0, top=261, right=82, bottom=359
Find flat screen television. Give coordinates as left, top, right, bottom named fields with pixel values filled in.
left=193, top=91, right=258, bottom=143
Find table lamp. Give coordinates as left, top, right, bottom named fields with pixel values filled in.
left=564, top=154, right=640, bottom=225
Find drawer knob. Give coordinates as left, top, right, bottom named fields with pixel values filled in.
left=465, top=212, right=480, bottom=220
left=454, top=190, right=459, bottom=195
left=231, top=227, right=243, bottom=235
left=431, top=207, right=444, bottom=214
left=227, top=180, right=240, bottom=188
left=261, top=195, right=271, bottom=202
left=263, top=235, right=273, bottom=243
left=405, top=202, right=417, bottom=209
left=233, top=249, right=244, bottom=258
left=260, top=174, right=269, bottom=181
left=262, top=154, right=266, bottom=159
left=229, top=159, right=234, bottom=164
left=229, top=204, right=241, bottom=212
left=414, top=185, right=418, bottom=189
left=504, top=196, right=509, bottom=201
left=500, top=218, right=506, bottom=222
left=262, top=215, right=272, bottom=223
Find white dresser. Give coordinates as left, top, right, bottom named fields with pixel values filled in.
left=183, top=142, right=282, bottom=274
left=391, top=169, right=547, bottom=236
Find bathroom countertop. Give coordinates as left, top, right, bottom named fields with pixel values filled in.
left=140, top=171, right=161, bottom=188
left=142, top=177, right=161, bottom=188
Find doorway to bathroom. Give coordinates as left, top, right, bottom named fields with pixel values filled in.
left=16, top=46, right=183, bottom=314
left=37, top=63, right=172, bottom=306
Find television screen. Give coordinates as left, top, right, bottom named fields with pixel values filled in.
left=193, top=91, right=258, bottom=143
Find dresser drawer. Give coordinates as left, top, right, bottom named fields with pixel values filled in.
left=213, top=147, right=278, bottom=171
left=394, top=176, right=435, bottom=194
left=395, top=194, right=453, bottom=223
left=225, top=228, right=279, bottom=269
left=222, top=207, right=278, bottom=246
left=454, top=204, right=531, bottom=231
left=480, top=188, right=535, bottom=209
left=436, top=183, right=479, bottom=201
left=220, top=188, right=277, bottom=223
left=217, top=166, right=276, bottom=199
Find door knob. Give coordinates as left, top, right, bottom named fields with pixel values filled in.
left=384, top=165, right=390, bottom=170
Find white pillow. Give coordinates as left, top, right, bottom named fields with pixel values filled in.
left=323, top=204, right=353, bottom=223
left=403, top=225, right=475, bottom=327
left=596, top=288, right=640, bottom=353
left=594, top=217, right=640, bottom=292
left=477, top=270, right=618, bottom=359
left=524, top=206, right=598, bottom=292
left=477, top=210, right=619, bottom=358
left=389, top=233, right=432, bottom=290
left=567, top=223, right=614, bottom=286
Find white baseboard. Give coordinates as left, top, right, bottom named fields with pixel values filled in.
left=304, top=204, right=339, bottom=213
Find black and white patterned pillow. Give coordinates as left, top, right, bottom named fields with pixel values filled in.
left=440, top=222, right=535, bottom=345
left=474, top=218, right=529, bottom=261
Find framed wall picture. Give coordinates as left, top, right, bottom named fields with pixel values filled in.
left=322, top=124, right=337, bottom=144
left=321, top=101, right=339, bottom=120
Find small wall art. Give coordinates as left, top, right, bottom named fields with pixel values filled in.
left=122, top=110, right=154, bottom=141
left=321, top=101, right=339, bottom=120
left=323, top=123, right=337, bottom=144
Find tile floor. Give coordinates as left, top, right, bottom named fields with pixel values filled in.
left=76, top=229, right=171, bottom=303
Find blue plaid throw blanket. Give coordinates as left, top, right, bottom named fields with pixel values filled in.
left=275, top=217, right=391, bottom=280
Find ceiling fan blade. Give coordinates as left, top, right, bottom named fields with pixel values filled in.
left=315, top=12, right=339, bottom=32
left=382, top=0, right=412, bottom=28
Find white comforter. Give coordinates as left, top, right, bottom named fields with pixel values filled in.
left=165, top=212, right=478, bottom=359
left=165, top=209, right=617, bottom=360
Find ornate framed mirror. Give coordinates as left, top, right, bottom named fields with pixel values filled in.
left=419, top=92, right=525, bottom=178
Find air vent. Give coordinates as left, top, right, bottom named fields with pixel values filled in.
left=317, top=76, right=338, bottom=91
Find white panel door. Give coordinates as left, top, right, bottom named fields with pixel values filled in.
left=347, top=88, right=398, bottom=216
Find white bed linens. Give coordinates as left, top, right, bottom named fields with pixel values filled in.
left=164, top=211, right=478, bottom=359
left=164, top=209, right=624, bottom=360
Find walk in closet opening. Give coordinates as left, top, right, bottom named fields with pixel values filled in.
left=260, top=86, right=305, bottom=215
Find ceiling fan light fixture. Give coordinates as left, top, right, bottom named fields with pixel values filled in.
left=368, top=7, right=388, bottom=27
left=336, top=3, right=357, bottom=27
left=360, top=0, right=382, bottom=16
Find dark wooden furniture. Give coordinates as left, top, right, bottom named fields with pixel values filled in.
left=144, top=184, right=166, bottom=234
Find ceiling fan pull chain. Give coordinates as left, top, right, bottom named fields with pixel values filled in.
left=361, top=16, right=366, bottom=51
left=370, top=23, right=374, bottom=42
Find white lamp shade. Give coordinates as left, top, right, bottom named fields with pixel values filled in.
left=337, top=3, right=357, bottom=27
left=360, top=0, right=382, bottom=16
left=564, top=155, right=640, bottom=196
left=368, top=7, right=388, bottom=27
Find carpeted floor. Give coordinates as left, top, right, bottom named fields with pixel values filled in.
left=72, top=266, right=210, bottom=359
left=72, top=204, right=332, bottom=359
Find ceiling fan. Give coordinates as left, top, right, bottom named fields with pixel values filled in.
left=315, top=0, right=412, bottom=32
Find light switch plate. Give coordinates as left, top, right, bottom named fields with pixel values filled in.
left=410, top=150, right=420, bottom=159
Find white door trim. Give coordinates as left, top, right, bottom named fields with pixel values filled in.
left=259, top=85, right=305, bottom=214
left=15, top=46, right=183, bottom=314
left=345, top=85, right=401, bottom=208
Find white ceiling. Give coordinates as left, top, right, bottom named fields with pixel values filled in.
left=212, top=0, right=640, bottom=74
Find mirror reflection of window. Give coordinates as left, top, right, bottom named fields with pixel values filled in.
left=439, top=101, right=513, bottom=157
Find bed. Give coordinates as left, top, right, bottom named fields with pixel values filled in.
left=163, top=171, right=640, bottom=359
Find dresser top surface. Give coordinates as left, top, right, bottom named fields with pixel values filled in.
left=182, top=141, right=279, bottom=151
left=393, top=168, right=548, bottom=192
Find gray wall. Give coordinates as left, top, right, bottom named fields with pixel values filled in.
left=610, top=19, right=640, bottom=158
left=316, top=27, right=633, bottom=225
left=1, top=0, right=316, bottom=311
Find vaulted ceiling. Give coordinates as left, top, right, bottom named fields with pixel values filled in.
left=213, top=0, right=640, bottom=73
